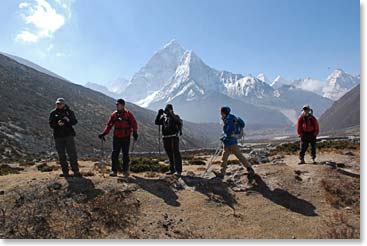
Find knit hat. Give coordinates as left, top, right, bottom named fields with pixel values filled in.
left=116, top=99, right=125, bottom=105
left=220, top=106, right=231, bottom=115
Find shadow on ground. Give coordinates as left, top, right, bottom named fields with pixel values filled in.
left=66, top=177, right=104, bottom=202
left=131, top=176, right=180, bottom=207
left=181, top=176, right=237, bottom=209
left=250, top=175, right=318, bottom=216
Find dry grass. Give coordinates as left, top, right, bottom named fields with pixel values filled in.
left=319, top=171, right=360, bottom=239
left=320, top=211, right=359, bottom=239
left=269, top=140, right=360, bottom=156
left=321, top=173, right=360, bottom=212
left=0, top=164, right=24, bottom=176
left=0, top=180, right=140, bottom=239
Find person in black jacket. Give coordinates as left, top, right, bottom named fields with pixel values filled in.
left=155, top=104, right=183, bottom=176
left=49, top=98, right=81, bottom=178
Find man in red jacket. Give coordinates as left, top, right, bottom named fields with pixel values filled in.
left=99, top=99, right=138, bottom=177
left=296, top=105, right=319, bottom=164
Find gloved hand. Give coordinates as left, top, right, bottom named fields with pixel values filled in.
left=58, top=120, right=64, bottom=126
left=63, top=116, right=70, bottom=122
left=98, top=133, right=106, bottom=141
left=158, top=109, right=164, bottom=115
left=133, top=131, right=138, bottom=141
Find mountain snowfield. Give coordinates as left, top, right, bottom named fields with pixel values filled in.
left=256, top=73, right=270, bottom=84
left=270, top=75, right=289, bottom=89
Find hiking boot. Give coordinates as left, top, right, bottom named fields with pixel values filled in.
left=298, top=159, right=306, bottom=165
left=109, top=171, right=118, bottom=177
left=312, top=158, right=317, bottom=164
left=73, top=172, right=82, bottom=178
left=247, top=167, right=256, bottom=183
left=165, top=171, right=175, bottom=175
left=213, top=170, right=225, bottom=179
left=59, top=171, right=69, bottom=178
left=175, top=172, right=182, bottom=178
left=123, top=171, right=130, bottom=178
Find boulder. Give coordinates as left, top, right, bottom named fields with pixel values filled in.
left=249, top=150, right=269, bottom=164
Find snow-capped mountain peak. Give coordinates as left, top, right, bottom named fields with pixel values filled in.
left=162, top=39, right=185, bottom=57
left=257, top=73, right=270, bottom=84
left=123, top=40, right=186, bottom=102
left=225, top=75, right=274, bottom=99
left=271, top=75, right=288, bottom=89
left=323, top=69, right=360, bottom=100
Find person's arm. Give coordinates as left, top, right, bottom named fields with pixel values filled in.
left=297, top=116, right=303, bottom=137
left=223, top=119, right=234, bottom=137
left=101, top=113, right=115, bottom=136
left=129, top=112, right=138, bottom=132
left=155, top=110, right=164, bottom=125
left=314, top=117, right=319, bottom=136
left=173, top=114, right=183, bottom=135
left=49, top=111, right=59, bottom=129
left=65, top=110, right=77, bottom=126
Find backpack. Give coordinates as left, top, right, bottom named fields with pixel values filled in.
left=233, top=116, right=245, bottom=139
left=163, top=113, right=182, bottom=135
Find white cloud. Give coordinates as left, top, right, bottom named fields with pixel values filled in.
left=55, top=0, right=73, bottom=18
left=15, top=30, right=39, bottom=43
left=15, top=0, right=73, bottom=43
left=295, top=78, right=323, bottom=94
left=19, top=2, right=30, bottom=8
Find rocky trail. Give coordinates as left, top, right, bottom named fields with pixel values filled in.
left=0, top=139, right=360, bottom=239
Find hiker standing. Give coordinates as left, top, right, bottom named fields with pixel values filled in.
left=297, top=105, right=319, bottom=164
left=155, top=104, right=183, bottom=176
left=49, top=98, right=81, bottom=178
left=98, top=99, right=138, bottom=177
left=215, top=106, right=255, bottom=182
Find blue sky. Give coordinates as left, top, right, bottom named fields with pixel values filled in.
left=0, top=0, right=360, bottom=85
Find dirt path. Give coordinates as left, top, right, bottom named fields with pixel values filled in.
left=0, top=148, right=360, bottom=239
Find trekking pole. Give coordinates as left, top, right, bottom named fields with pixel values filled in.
left=158, top=125, right=161, bottom=154
left=100, top=139, right=104, bottom=159
left=202, top=141, right=222, bottom=177
left=180, top=137, right=187, bottom=150
left=131, top=139, right=136, bottom=153
left=49, top=133, right=53, bottom=158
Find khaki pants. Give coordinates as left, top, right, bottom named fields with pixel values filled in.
left=221, top=144, right=250, bottom=173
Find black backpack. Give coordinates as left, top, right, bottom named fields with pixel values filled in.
left=163, top=114, right=182, bottom=135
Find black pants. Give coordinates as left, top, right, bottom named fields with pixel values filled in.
left=111, top=136, right=130, bottom=173
left=163, top=137, right=182, bottom=173
left=299, top=133, right=317, bottom=160
left=55, top=136, right=79, bottom=173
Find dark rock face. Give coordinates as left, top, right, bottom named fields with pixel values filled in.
left=319, top=84, right=360, bottom=132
